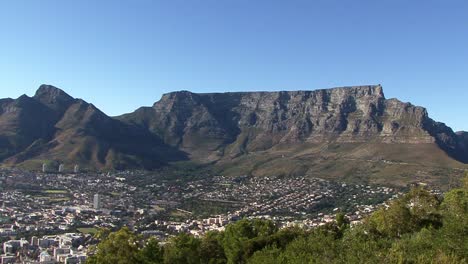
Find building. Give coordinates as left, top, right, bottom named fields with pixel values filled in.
left=38, top=237, right=56, bottom=248
left=31, top=236, right=39, bottom=247
left=0, top=255, right=15, bottom=264
left=54, top=247, right=71, bottom=260
left=3, top=239, right=28, bottom=254
left=93, top=194, right=101, bottom=210
left=39, top=251, right=54, bottom=263
left=73, top=165, right=80, bottom=174
left=65, top=255, right=87, bottom=264
left=59, top=164, right=65, bottom=173
left=42, top=163, right=48, bottom=173
left=59, top=233, right=83, bottom=248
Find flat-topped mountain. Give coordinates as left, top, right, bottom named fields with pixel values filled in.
left=1, top=84, right=466, bottom=186
left=119, top=85, right=466, bottom=161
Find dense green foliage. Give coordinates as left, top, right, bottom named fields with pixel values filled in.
left=87, top=176, right=468, bottom=264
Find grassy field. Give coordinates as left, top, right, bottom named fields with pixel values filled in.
left=152, top=205, right=165, bottom=212
left=44, top=189, right=68, bottom=194
left=77, top=227, right=98, bottom=235
left=28, top=189, right=71, bottom=203
left=48, top=197, right=70, bottom=202
left=168, top=209, right=193, bottom=221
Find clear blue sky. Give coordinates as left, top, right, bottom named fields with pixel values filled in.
left=0, top=0, right=467, bottom=131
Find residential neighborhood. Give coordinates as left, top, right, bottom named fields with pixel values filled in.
left=0, top=167, right=417, bottom=263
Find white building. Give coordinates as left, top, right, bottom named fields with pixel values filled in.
left=39, top=251, right=53, bottom=262
left=93, top=194, right=101, bottom=210
left=74, top=165, right=80, bottom=173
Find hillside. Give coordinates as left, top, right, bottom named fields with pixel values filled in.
left=1, top=84, right=467, bottom=186
left=0, top=85, right=185, bottom=170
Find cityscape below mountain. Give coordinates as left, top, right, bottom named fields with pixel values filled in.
left=0, top=85, right=467, bottom=263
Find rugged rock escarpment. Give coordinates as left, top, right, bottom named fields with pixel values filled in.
left=1, top=84, right=466, bottom=172
left=119, top=85, right=467, bottom=163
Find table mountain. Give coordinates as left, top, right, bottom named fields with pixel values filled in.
left=119, top=85, right=466, bottom=160
left=1, top=84, right=466, bottom=186
left=118, top=85, right=467, bottom=186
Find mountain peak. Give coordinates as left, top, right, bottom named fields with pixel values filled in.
left=35, top=84, right=72, bottom=98
left=34, top=84, right=75, bottom=111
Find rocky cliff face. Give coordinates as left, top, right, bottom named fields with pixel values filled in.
left=1, top=84, right=466, bottom=174
left=119, top=85, right=467, bottom=163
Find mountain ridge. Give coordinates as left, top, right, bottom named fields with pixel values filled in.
left=0, top=85, right=186, bottom=170
left=119, top=85, right=467, bottom=161
left=1, top=84, right=466, bottom=186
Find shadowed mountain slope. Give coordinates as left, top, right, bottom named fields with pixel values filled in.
left=0, top=85, right=185, bottom=170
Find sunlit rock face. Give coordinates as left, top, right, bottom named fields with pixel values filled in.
left=120, top=85, right=467, bottom=163
left=1, top=84, right=466, bottom=169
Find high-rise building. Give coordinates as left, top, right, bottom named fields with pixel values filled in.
left=42, top=163, right=48, bottom=173
left=93, top=194, right=101, bottom=210
left=58, top=164, right=65, bottom=173
left=73, top=165, right=79, bottom=174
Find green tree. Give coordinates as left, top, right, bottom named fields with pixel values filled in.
left=439, top=188, right=468, bottom=258
left=367, top=199, right=413, bottom=238
left=94, top=227, right=111, bottom=240
left=367, top=188, right=442, bottom=238
left=463, top=171, right=468, bottom=189
left=402, top=188, right=442, bottom=229
left=387, top=228, right=436, bottom=262
left=200, top=231, right=226, bottom=264
left=247, top=245, right=282, bottom=264
left=138, top=237, right=163, bottom=264
left=340, top=224, right=390, bottom=263
left=163, top=233, right=201, bottom=264
left=87, top=227, right=142, bottom=264
left=334, top=212, right=350, bottom=238
left=280, top=229, right=340, bottom=264
left=222, top=219, right=278, bottom=264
